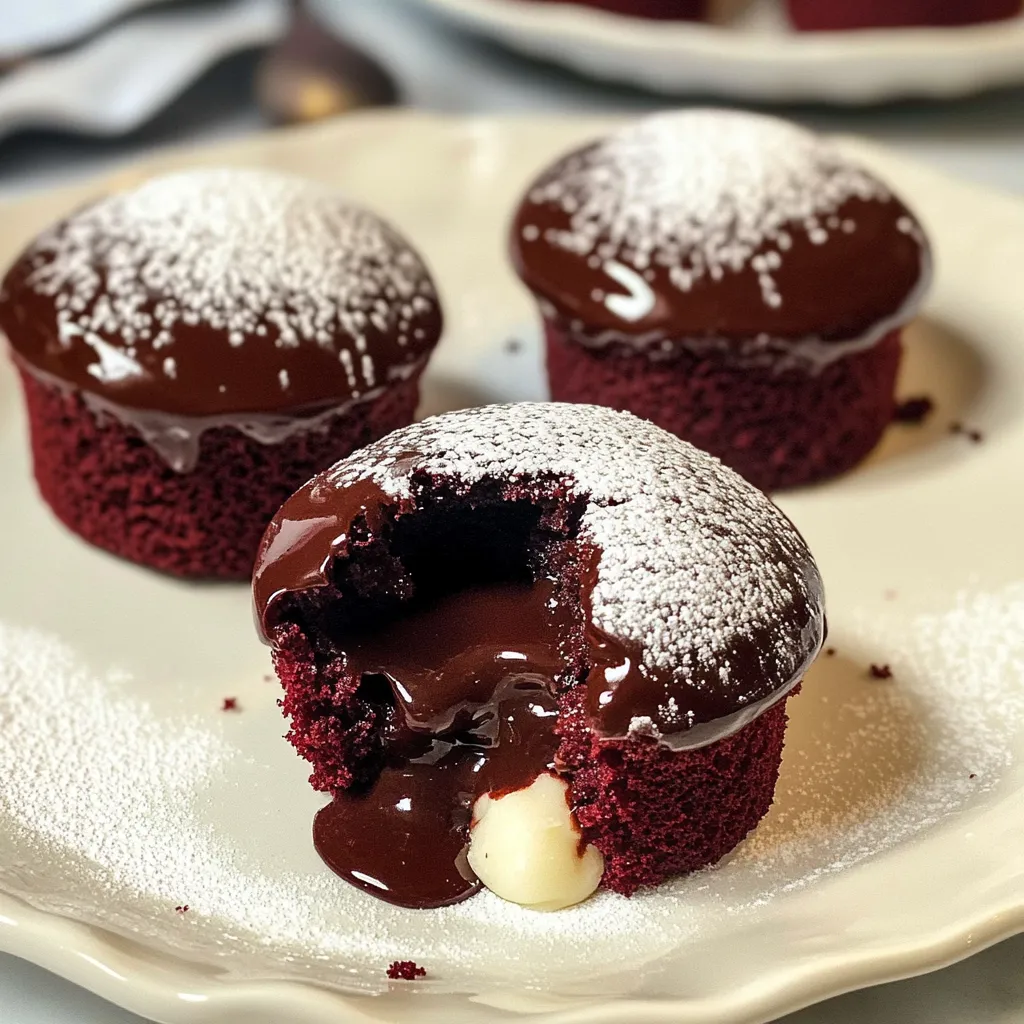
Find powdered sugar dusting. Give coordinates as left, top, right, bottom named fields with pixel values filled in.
left=2, top=585, right=1022, bottom=1000
left=321, top=403, right=825, bottom=728
left=0, top=117, right=1020, bottom=1013
left=523, top=110, right=890, bottom=309
left=21, top=168, right=438, bottom=391
left=736, top=587, right=1024, bottom=892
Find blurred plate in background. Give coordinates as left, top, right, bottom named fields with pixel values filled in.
left=401, top=0, right=1024, bottom=103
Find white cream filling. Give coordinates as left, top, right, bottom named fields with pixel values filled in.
left=467, top=774, right=604, bottom=912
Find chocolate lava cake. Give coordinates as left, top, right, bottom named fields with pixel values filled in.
left=253, top=403, right=826, bottom=909
left=0, top=168, right=442, bottom=578
left=510, top=110, right=932, bottom=491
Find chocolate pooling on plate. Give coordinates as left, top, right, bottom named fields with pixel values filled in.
left=253, top=404, right=826, bottom=908
left=311, top=578, right=568, bottom=907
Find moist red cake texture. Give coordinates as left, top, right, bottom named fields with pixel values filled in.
left=546, top=326, right=903, bottom=492
left=0, top=168, right=442, bottom=578
left=511, top=110, right=931, bottom=491
left=18, top=368, right=419, bottom=579
left=254, top=404, right=826, bottom=903
left=559, top=686, right=791, bottom=891
left=786, top=0, right=1021, bottom=30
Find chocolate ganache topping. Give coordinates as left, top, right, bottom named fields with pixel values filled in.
left=253, top=405, right=825, bottom=907
left=0, top=168, right=442, bottom=470
left=511, top=110, right=930, bottom=368
left=312, top=577, right=571, bottom=907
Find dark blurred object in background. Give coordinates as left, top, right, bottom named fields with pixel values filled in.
left=256, top=0, right=398, bottom=124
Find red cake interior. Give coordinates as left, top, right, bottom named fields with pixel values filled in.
left=18, top=368, right=421, bottom=579
left=545, top=326, right=903, bottom=492
left=268, top=475, right=790, bottom=896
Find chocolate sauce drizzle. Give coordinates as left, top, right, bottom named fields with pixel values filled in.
left=0, top=171, right=442, bottom=471
left=312, top=579, right=568, bottom=909
left=253, top=436, right=824, bottom=908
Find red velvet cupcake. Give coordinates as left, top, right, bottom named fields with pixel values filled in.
left=0, top=168, right=442, bottom=579
left=253, top=403, right=825, bottom=909
left=786, top=0, right=1021, bottom=30
left=524, top=0, right=706, bottom=19
left=510, top=110, right=931, bottom=492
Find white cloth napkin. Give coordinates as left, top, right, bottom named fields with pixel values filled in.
left=0, top=0, right=286, bottom=143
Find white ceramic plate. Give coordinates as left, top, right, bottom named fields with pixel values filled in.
left=0, top=112, right=1023, bottom=1024
left=404, top=0, right=1024, bottom=102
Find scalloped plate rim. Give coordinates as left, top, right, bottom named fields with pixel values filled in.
left=1, top=110, right=1024, bottom=1024
left=2, top=889, right=1024, bottom=1024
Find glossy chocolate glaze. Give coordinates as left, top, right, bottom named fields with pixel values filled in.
left=577, top=550, right=818, bottom=749
left=313, top=579, right=567, bottom=909
left=255, top=429, right=824, bottom=732
left=510, top=134, right=930, bottom=369
left=254, top=472, right=404, bottom=634
left=254, top=436, right=822, bottom=906
left=6, top=354, right=427, bottom=474
left=0, top=172, right=442, bottom=470
left=255, top=463, right=819, bottom=750
left=0, top=271, right=439, bottom=419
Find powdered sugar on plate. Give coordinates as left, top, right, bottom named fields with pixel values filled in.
left=1, top=584, right=1022, bottom=998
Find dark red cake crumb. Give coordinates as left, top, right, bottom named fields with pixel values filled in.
left=869, top=664, right=893, bottom=680
left=892, top=395, right=934, bottom=425
left=825, top=647, right=837, bottom=657
left=951, top=422, right=985, bottom=444
left=221, top=698, right=239, bottom=712
left=175, top=905, right=189, bottom=913
left=545, top=326, right=903, bottom=492
left=970, top=773, right=978, bottom=780
left=558, top=687, right=792, bottom=895
left=387, top=961, right=426, bottom=981
left=18, top=369, right=420, bottom=579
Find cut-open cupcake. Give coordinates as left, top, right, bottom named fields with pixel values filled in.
left=253, top=403, right=825, bottom=910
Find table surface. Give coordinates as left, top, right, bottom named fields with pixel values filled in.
left=2, top=0, right=1024, bottom=1020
